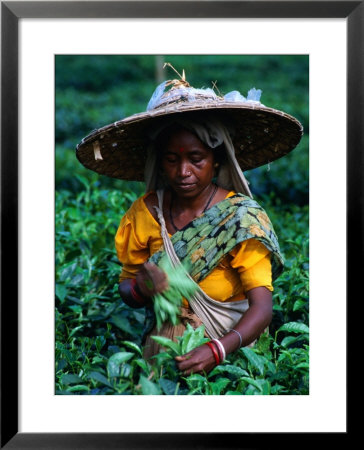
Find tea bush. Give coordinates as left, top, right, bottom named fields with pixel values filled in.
left=55, top=180, right=309, bottom=395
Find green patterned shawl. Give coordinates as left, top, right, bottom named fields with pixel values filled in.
left=149, top=193, right=284, bottom=282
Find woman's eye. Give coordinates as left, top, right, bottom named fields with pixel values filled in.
left=163, top=155, right=177, bottom=163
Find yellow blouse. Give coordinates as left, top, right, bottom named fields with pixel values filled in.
left=115, top=191, right=273, bottom=307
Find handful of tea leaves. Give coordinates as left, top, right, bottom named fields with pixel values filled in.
left=153, top=255, right=197, bottom=330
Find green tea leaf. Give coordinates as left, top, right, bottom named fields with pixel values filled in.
left=115, top=381, right=132, bottom=395
left=209, top=364, right=249, bottom=378
left=67, top=207, right=82, bottom=220
left=120, top=363, right=132, bottom=378
left=184, top=334, right=209, bottom=354
left=185, top=374, right=206, bottom=383
left=133, top=358, right=150, bottom=374
left=241, top=348, right=266, bottom=376
left=256, top=334, right=271, bottom=354
left=180, top=326, right=194, bottom=355
left=150, top=335, right=181, bottom=355
left=68, top=272, right=85, bottom=287
left=66, top=384, right=90, bottom=392
left=278, top=322, right=309, bottom=334
left=88, top=371, right=113, bottom=388
left=60, top=373, right=83, bottom=385
left=91, top=356, right=104, bottom=364
left=109, top=315, right=134, bottom=335
left=295, top=362, right=309, bottom=370
left=68, top=304, right=82, bottom=314
left=159, top=378, right=178, bottom=395
left=293, top=299, right=307, bottom=311
left=56, top=283, right=68, bottom=303
left=122, top=341, right=143, bottom=356
left=261, top=380, right=271, bottom=395
left=270, top=384, right=287, bottom=395
left=241, top=377, right=264, bottom=393
left=69, top=325, right=84, bottom=338
left=107, top=352, right=135, bottom=377
left=187, top=387, right=203, bottom=395
left=179, top=324, right=208, bottom=354
left=209, top=377, right=231, bottom=395
left=95, top=335, right=106, bottom=353
left=58, top=261, right=77, bottom=282
left=281, top=335, right=301, bottom=348
left=139, top=375, right=161, bottom=395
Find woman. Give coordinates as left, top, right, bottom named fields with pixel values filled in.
left=76, top=72, right=303, bottom=375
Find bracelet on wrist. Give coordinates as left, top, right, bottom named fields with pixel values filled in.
left=130, top=279, right=147, bottom=304
left=206, top=341, right=221, bottom=365
left=229, top=328, right=243, bottom=349
left=212, top=338, right=226, bottom=362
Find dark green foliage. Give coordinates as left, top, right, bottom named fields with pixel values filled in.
left=55, top=181, right=309, bottom=395
left=56, top=55, right=308, bottom=203
left=55, top=55, right=309, bottom=395
left=246, top=134, right=309, bottom=206
left=56, top=55, right=156, bottom=92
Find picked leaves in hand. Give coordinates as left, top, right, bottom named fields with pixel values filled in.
left=153, top=256, right=197, bottom=330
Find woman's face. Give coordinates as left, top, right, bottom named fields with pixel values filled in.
left=161, top=128, right=215, bottom=198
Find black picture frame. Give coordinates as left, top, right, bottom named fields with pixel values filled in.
left=1, top=1, right=360, bottom=448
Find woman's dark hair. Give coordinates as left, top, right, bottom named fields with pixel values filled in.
left=153, top=123, right=186, bottom=154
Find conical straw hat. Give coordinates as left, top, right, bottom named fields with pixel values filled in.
left=76, top=73, right=303, bottom=181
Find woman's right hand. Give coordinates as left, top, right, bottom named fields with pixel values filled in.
left=135, top=262, right=168, bottom=298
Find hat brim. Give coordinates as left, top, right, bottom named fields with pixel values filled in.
left=76, top=101, right=303, bottom=181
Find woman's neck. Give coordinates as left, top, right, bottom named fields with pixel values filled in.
left=161, top=185, right=231, bottom=234
left=171, top=183, right=216, bottom=213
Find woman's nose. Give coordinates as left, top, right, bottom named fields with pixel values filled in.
left=178, top=161, right=191, bottom=177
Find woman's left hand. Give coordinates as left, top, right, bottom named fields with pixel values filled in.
left=174, top=344, right=216, bottom=376
left=135, top=262, right=168, bottom=298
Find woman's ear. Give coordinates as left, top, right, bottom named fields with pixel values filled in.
left=213, top=162, right=220, bottom=178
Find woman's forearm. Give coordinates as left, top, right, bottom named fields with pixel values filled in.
left=219, top=286, right=273, bottom=356
left=174, top=287, right=273, bottom=375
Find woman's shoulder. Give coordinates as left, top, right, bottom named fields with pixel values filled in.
left=119, top=191, right=161, bottom=239
left=143, top=190, right=157, bottom=210
left=122, top=191, right=156, bottom=222
left=142, top=190, right=160, bottom=222
left=125, top=190, right=167, bottom=228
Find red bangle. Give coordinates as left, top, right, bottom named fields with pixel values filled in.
left=211, top=339, right=224, bottom=362
left=130, top=279, right=146, bottom=304
left=206, top=341, right=221, bottom=365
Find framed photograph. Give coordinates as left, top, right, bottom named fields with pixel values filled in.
left=2, top=1, right=359, bottom=447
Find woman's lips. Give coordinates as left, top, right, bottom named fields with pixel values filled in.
left=175, top=183, right=196, bottom=191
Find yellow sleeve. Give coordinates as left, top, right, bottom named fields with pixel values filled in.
left=115, top=215, right=149, bottom=281
left=115, top=194, right=162, bottom=282
left=229, top=238, right=273, bottom=292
